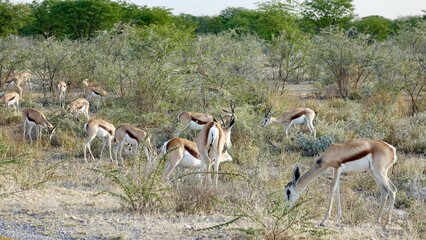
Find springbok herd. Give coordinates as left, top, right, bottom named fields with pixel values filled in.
left=1, top=69, right=398, bottom=227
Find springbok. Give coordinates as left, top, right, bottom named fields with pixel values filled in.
left=83, top=119, right=115, bottom=164
left=262, top=107, right=316, bottom=138
left=22, top=108, right=58, bottom=144
left=82, top=79, right=107, bottom=101
left=161, top=137, right=234, bottom=181
left=4, top=70, right=31, bottom=98
left=56, top=81, right=67, bottom=108
left=196, top=115, right=236, bottom=185
left=284, top=139, right=397, bottom=226
left=114, top=124, right=154, bottom=166
left=1, top=91, right=19, bottom=111
left=68, top=98, right=90, bottom=121
left=175, top=103, right=236, bottom=136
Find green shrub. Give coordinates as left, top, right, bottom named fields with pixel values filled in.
left=96, top=156, right=168, bottom=213
left=288, top=135, right=334, bottom=157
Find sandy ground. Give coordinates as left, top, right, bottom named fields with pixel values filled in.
left=0, top=161, right=415, bottom=240
left=0, top=184, right=247, bottom=239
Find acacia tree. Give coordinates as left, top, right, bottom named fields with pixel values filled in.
left=188, top=31, right=268, bottom=110
left=0, top=36, right=30, bottom=88
left=394, top=23, right=426, bottom=114
left=269, top=29, right=311, bottom=92
left=28, top=38, right=77, bottom=97
left=313, top=29, right=378, bottom=98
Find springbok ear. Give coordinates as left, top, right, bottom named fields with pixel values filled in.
left=292, top=165, right=300, bottom=184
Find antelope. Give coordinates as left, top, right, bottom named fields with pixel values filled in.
left=175, top=103, right=236, bottom=136
left=68, top=98, right=90, bottom=121
left=56, top=81, right=67, bottom=108
left=83, top=119, right=115, bottom=164
left=196, top=115, right=236, bottom=185
left=1, top=91, right=20, bottom=111
left=161, top=137, right=234, bottom=181
left=114, top=124, right=154, bottom=166
left=82, top=79, right=107, bottom=101
left=4, top=70, right=31, bottom=98
left=262, top=107, right=316, bottom=138
left=284, top=139, right=397, bottom=226
left=22, top=108, right=58, bottom=144
left=161, top=137, right=201, bottom=180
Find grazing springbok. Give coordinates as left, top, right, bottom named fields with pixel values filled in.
left=4, top=70, right=31, bottom=98
left=22, top=108, right=58, bottom=144
left=82, top=79, right=107, bottom=101
left=284, top=139, right=397, bottom=226
left=83, top=119, right=115, bottom=164
left=262, top=107, right=316, bottom=138
left=196, top=115, right=236, bottom=185
left=1, top=91, right=20, bottom=111
left=114, top=124, right=154, bottom=166
left=68, top=98, right=90, bottom=121
left=175, top=103, right=236, bottom=136
left=161, top=137, right=234, bottom=181
left=161, top=137, right=201, bottom=181
left=56, top=81, right=67, bottom=108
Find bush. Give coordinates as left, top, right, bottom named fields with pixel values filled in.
left=288, top=135, right=334, bottom=157
left=389, top=113, right=426, bottom=153
left=97, top=156, right=168, bottom=213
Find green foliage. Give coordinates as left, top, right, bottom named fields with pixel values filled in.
left=353, top=15, right=392, bottom=41
left=0, top=1, right=32, bottom=37
left=121, top=3, right=173, bottom=27
left=23, top=0, right=122, bottom=39
left=289, top=135, right=334, bottom=157
left=301, top=0, right=355, bottom=33
left=313, top=28, right=379, bottom=98
left=269, top=27, right=311, bottom=87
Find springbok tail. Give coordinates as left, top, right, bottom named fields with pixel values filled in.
left=160, top=140, right=170, bottom=155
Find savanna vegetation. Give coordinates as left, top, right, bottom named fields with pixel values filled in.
left=0, top=0, right=425, bottom=239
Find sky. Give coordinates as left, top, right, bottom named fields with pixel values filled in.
left=134, top=0, right=426, bottom=19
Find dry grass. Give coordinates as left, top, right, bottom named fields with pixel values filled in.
left=0, top=85, right=424, bottom=239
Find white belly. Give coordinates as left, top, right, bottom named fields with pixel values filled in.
left=291, top=115, right=306, bottom=125
left=96, top=127, right=110, bottom=138
left=180, top=151, right=201, bottom=168
left=91, top=91, right=101, bottom=98
left=189, top=121, right=205, bottom=130
left=341, top=154, right=372, bottom=172
left=124, top=134, right=138, bottom=145
left=26, top=118, right=37, bottom=127
left=8, top=98, right=17, bottom=106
